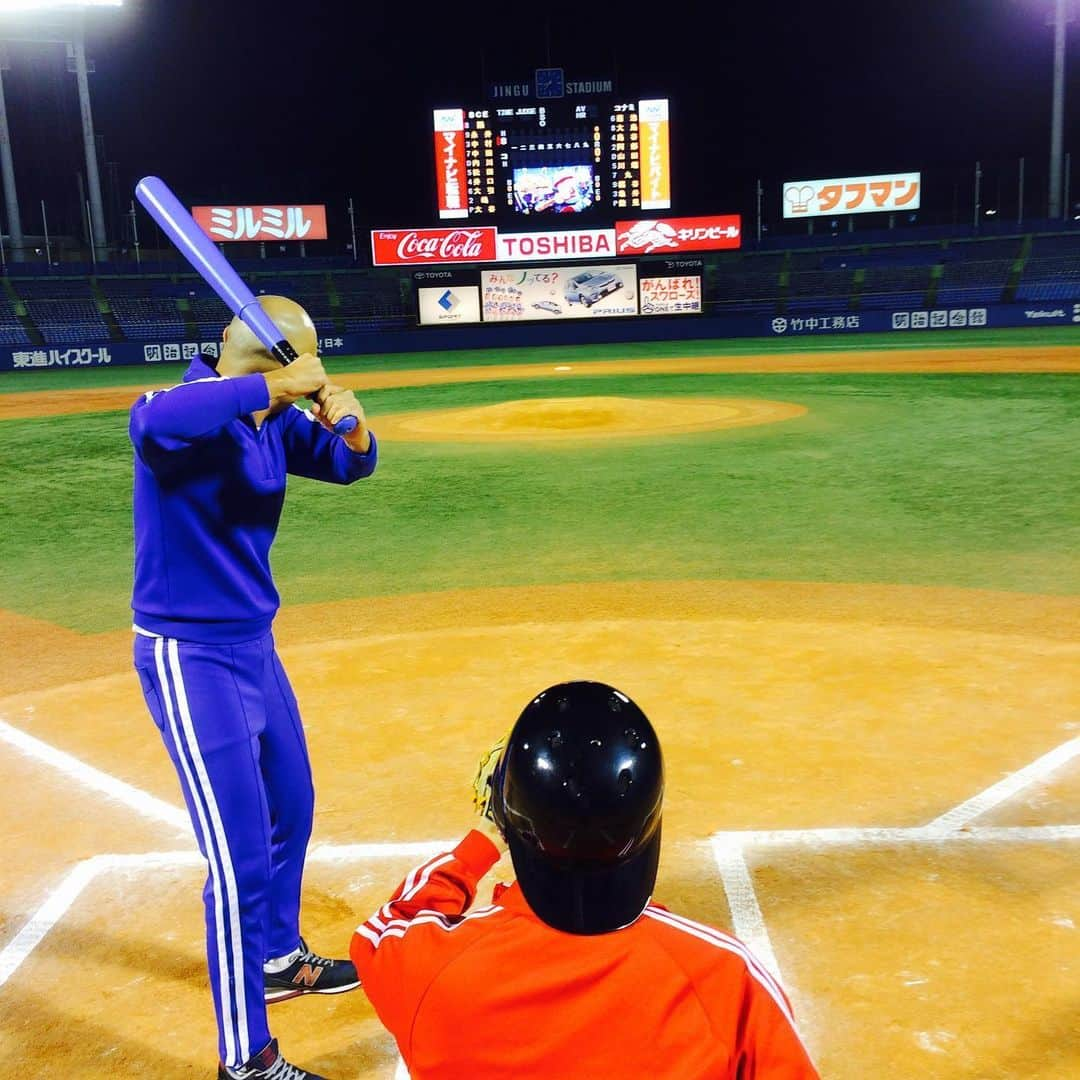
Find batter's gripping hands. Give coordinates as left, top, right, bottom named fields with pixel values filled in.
left=472, top=734, right=508, bottom=822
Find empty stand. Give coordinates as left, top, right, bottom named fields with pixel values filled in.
left=935, top=260, right=1012, bottom=306
left=0, top=296, right=30, bottom=345
left=24, top=300, right=110, bottom=345
left=2, top=230, right=1076, bottom=346
left=107, top=298, right=186, bottom=341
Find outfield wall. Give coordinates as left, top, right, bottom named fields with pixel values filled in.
left=0, top=300, right=1076, bottom=371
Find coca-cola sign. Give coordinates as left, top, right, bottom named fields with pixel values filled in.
left=371, top=227, right=498, bottom=266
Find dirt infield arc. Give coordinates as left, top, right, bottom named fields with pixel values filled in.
left=1, top=579, right=1078, bottom=1078
left=2, top=345, right=1079, bottom=421
left=1, top=344, right=1078, bottom=1078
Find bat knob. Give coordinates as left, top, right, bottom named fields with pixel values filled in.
left=334, top=415, right=359, bottom=437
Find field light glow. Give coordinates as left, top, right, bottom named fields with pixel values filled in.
left=0, top=0, right=122, bottom=12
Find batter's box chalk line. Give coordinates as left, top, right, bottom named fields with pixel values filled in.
left=1, top=717, right=1078, bottom=1075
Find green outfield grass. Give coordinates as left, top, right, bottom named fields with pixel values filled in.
left=0, top=338, right=1077, bottom=632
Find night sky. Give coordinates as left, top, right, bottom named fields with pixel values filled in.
left=2, top=0, right=1080, bottom=250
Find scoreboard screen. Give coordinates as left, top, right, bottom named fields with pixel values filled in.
left=433, top=98, right=671, bottom=221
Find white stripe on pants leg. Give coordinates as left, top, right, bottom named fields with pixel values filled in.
left=153, top=638, right=239, bottom=1067
left=167, top=639, right=252, bottom=1065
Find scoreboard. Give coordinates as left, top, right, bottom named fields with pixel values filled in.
left=433, top=97, right=671, bottom=221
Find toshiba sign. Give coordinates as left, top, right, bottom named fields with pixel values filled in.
left=371, top=227, right=498, bottom=266
left=372, top=222, right=728, bottom=265
left=496, top=229, right=616, bottom=262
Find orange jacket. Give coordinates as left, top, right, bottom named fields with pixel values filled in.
left=351, top=831, right=819, bottom=1079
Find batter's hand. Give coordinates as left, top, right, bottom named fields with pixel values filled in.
left=263, top=352, right=327, bottom=405
left=312, top=384, right=371, bottom=452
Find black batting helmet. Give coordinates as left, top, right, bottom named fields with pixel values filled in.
left=489, top=681, right=664, bottom=935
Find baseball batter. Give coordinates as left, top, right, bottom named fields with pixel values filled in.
left=129, top=296, right=374, bottom=1080
left=351, top=681, right=820, bottom=1078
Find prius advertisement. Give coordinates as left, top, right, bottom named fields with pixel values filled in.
left=481, top=264, right=639, bottom=322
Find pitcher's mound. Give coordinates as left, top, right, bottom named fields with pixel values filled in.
left=373, top=396, right=807, bottom=443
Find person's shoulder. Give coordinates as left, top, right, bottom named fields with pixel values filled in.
left=640, top=905, right=794, bottom=1008
left=640, top=906, right=760, bottom=973
left=183, top=355, right=220, bottom=382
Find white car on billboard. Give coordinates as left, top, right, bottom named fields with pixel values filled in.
left=564, top=269, right=624, bottom=307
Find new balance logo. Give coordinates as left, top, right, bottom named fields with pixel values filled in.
left=293, top=963, right=323, bottom=987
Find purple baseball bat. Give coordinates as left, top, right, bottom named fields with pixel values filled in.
left=134, top=175, right=357, bottom=437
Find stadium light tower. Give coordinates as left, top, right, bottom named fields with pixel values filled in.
left=0, top=0, right=123, bottom=264
left=0, top=42, right=24, bottom=260
left=1048, top=0, right=1069, bottom=218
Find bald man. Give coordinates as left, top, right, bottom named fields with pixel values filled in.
left=129, top=297, right=375, bottom=1080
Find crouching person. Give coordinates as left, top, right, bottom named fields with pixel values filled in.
left=351, top=681, right=820, bottom=1078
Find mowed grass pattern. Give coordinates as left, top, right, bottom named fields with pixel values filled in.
left=0, top=364, right=1077, bottom=633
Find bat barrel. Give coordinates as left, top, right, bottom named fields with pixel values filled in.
left=135, top=175, right=358, bottom=437
left=135, top=176, right=288, bottom=354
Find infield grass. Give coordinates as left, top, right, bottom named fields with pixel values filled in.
left=0, top=358, right=1076, bottom=633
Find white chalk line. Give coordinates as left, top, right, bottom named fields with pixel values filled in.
left=710, top=732, right=1080, bottom=992
left=4, top=824, right=1078, bottom=1079
left=711, top=840, right=782, bottom=983
left=712, top=823, right=1080, bottom=850
left=5, top=715, right=1078, bottom=1078
left=0, top=716, right=190, bottom=833
left=309, top=841, right=456, bottom=862
left=0, top=856, right=101, bottom=988
left=0, top=842, right=469, bottom=993
left=927, top=735, right=1080, bottom=831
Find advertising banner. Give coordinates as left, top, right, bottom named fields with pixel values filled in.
left=192, top=205, right=328, bottom=242
left=639, top=276, right=702, bottom=315
left=638, top=99, right=671, bottom=210
left=371, top=226, right=498, bottom=266
left=616, top=215, right=741, bottom=255
left=3, top=302, right=1074, bottom=372
left=418, top=285, right=483, bottom=325
left=375, top=218, right=733, bottom=265
left=433, top=108, right=469, bottom=220
left=0, top=335, right=356, bottom=372
left=412, top=268, right=480, bottom=286
left=496, top=228, right=617, bottom=262
left=481, top=264, right=638, bottom=322
left=781, top=172, right=921, bottom=219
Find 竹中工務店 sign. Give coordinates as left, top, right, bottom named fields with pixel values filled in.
left=781, top=173, right=921, bottom=218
